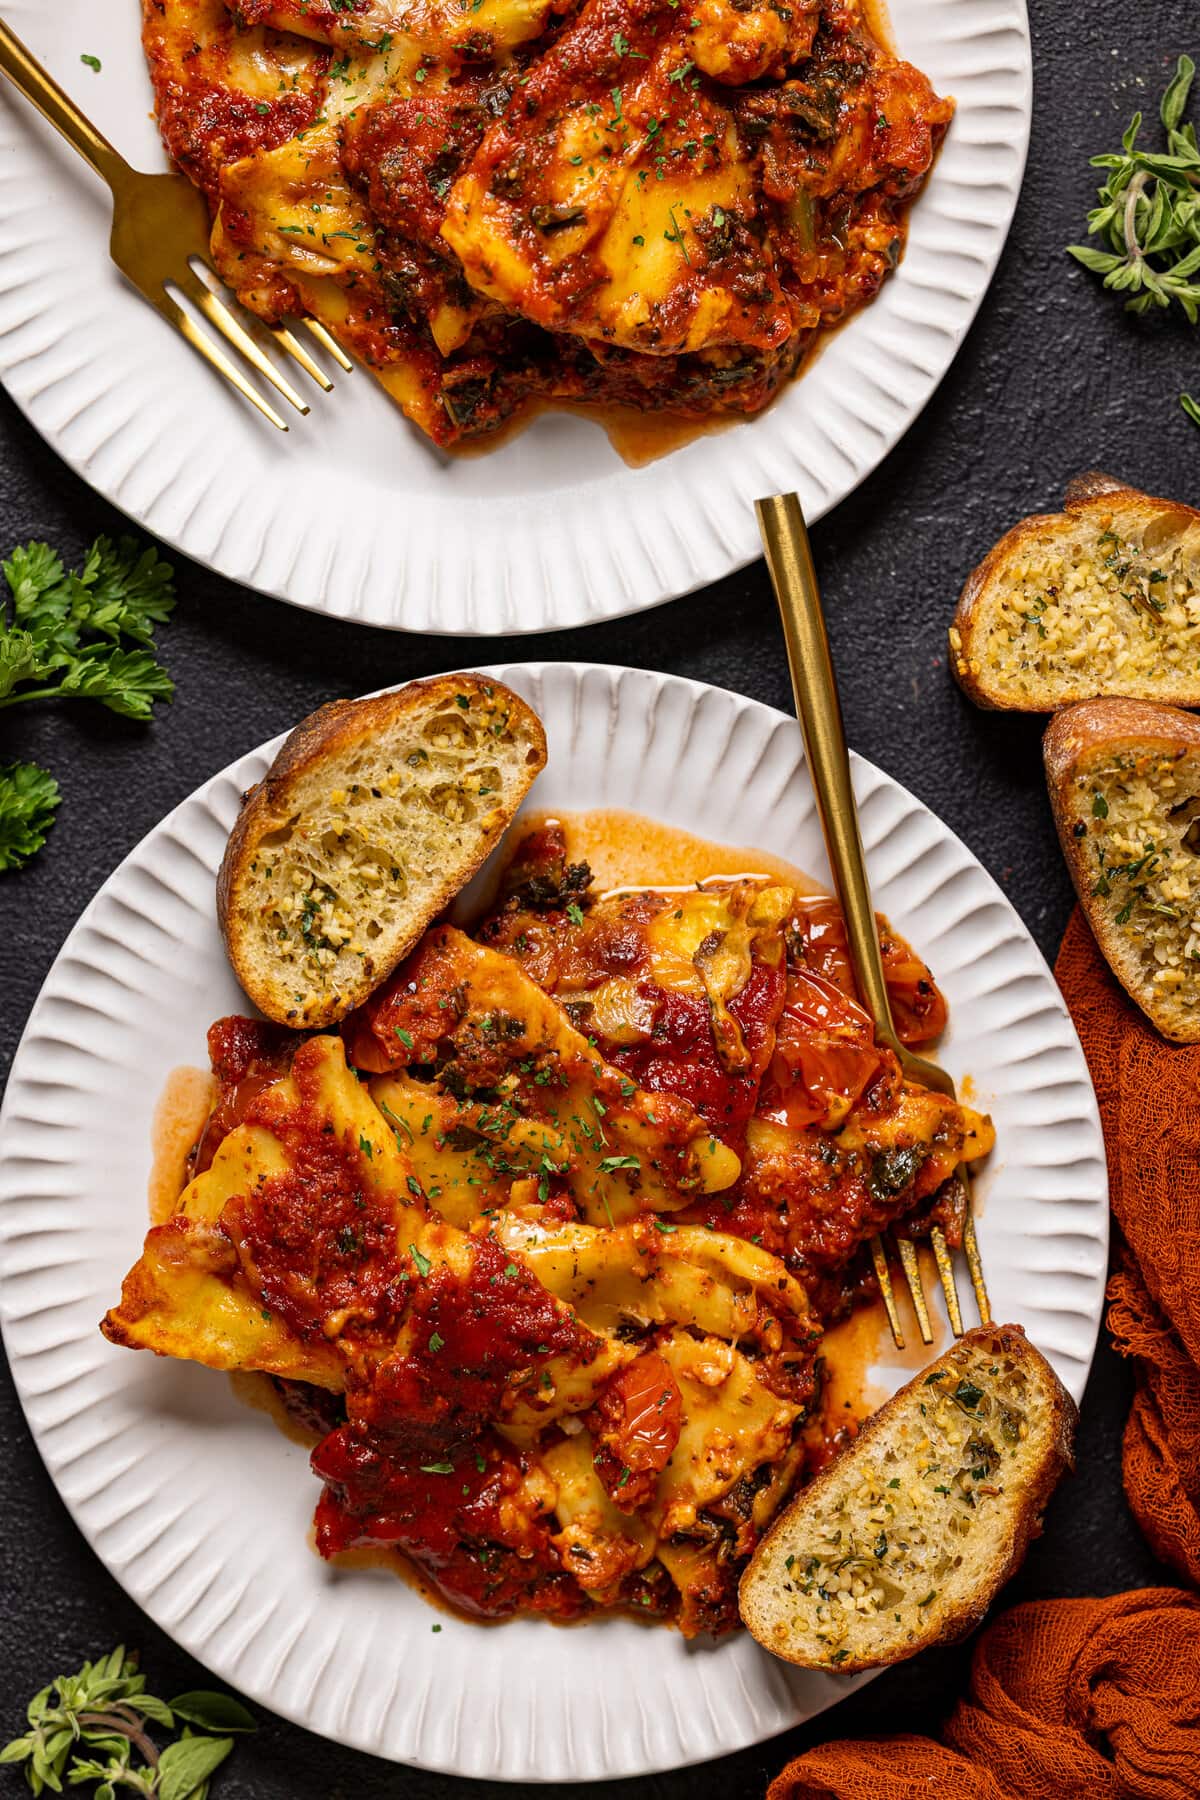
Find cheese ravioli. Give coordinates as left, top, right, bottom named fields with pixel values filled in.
left=105, top=838, right=988, bottom=1635
left=142, top=0, right=952, bottom=445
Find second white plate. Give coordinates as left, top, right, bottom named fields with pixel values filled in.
left=0, top=665, right=1105, bottom=1780
left=0, top=0, right=1030, bottom=634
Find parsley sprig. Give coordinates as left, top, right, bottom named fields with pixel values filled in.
left=1067, top=54, right=1200, bottom=426
left=1, top=538, right=175, bottom=718
left=0, top=537, right=176, bottom=870
left=0, top=760, right=61, bottom=871
left=0, top=1646, right=253, bottom=1798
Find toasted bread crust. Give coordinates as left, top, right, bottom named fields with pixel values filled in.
left=1043, top=695, right=1200, bottom=788
left=217, top=675, right=547, bottom=1026
left=738, top=1325, right=1076, bottom=1671
left=1044, top=697, right=1200, bottom=1041
left=952, top=475, right=1200, bottom=711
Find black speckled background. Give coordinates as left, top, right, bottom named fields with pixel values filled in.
left=1, top=1, right=1193, bottom=1792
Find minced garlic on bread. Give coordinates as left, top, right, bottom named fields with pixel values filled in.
left=950, top=473, right=1200, bottom=710
left=1045, top=697, right=1200, bottom=1042
left=738, top=1325, right=1075, bottom=1672
left=218, top=675, right=546, bottom=1028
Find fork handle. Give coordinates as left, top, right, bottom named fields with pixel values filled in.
left=0, top=19, right=125, bottom=189
left=756, top=491, right=901, bottom=1052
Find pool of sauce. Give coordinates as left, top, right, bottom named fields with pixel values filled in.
left=227, top=1370, right=326, bottom=1449
left=147, top=1065, right=216, bottom=1224
left=584, top=401, right=741, bottom=469
left=805, top=1280, right=951, bottom=1469
left=514, top=806, right=825, bottom=896
left=444, top=390, right=747, bottom=469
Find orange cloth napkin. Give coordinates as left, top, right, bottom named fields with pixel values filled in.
left=1057, top=907, right=1200, bottom=1583
left=768, top=1589, right=1200, bottom=1800
left=766, top=906, right=1200, bottom=1798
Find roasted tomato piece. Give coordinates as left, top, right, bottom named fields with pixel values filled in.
left=758, top=966, right=881, bottom=1131
left=589, top=1349, right=683, bottom=1509
left=789, top=896, right=948, bottom=1044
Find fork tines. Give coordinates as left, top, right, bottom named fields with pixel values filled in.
left=871, top=1198, right=991, bottom=1352
left=172, top=262, right=351, bottom=430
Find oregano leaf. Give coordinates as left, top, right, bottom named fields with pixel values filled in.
left=157, top=1734, right=234, bottom=1800
left=169, top=1691, right=256, bottom=1734
left=1162, top=53, right=1196, bottom=130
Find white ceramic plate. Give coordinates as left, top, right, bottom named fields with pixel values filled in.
left=0, top=665, right=1106, bottom=1781
left=0, top=2, right=1030, bottom=635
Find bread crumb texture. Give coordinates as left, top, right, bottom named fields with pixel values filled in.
left=958, top=500, right=1200, bottom=704
left=744, top=1337, right=1053, bottom=1668
left=232, top=684, right=535, bottom=1026
left=1067, top=743, right=1200, bottom=1034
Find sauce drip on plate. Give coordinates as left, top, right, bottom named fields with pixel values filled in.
left=147, top=1066, right=215, bottom=1224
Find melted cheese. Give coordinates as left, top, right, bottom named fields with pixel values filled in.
left=103, top=1214, right=345, bottom=1386
left=541, top=1431, right=657, bottom=1595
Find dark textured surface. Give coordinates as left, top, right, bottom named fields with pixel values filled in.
left=0, top=0, right=1191, bottom=1791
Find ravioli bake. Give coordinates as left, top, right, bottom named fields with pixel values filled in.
left=142, top=0, right=953, bottom=446
left=105, top=815, right=993, bottom=1633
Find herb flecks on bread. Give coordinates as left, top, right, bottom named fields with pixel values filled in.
left=1045, top=697, right=1200, bottom=1041
left=739, top=1326, right=1075, bottom=1672
left=951, top=474, right=1200, bottom=710
left=218, top=676, right=547, bottom=1028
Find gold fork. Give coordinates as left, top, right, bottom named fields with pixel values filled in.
left=757, top=492, right=990, bottom=1350
left=0, top=18, right=351, bottom=430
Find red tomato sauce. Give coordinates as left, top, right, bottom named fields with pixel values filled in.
left=357, top=1236, right=595, bottom=1437
left=313, top=1426, right=590, bottom=1620
left=219, top=1041, right=408, bottom=1346
left=194, top=1016, right=299, bottom=1175
left=609, top=963, right=785, bottom=1145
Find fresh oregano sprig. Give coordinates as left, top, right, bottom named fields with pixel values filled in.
left=0, top=1647, right=254, bottom=1799
left=1067, top=53, right=1200, bottom=427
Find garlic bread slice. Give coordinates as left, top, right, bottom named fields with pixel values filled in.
left=951, top=473, right=1200, bottom=710
left=739, top=1325, right=1075, bottom=1671
left=218, top=675, right=546, bottom=1028
left=1045, top=696, right=1200, bottom=1041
